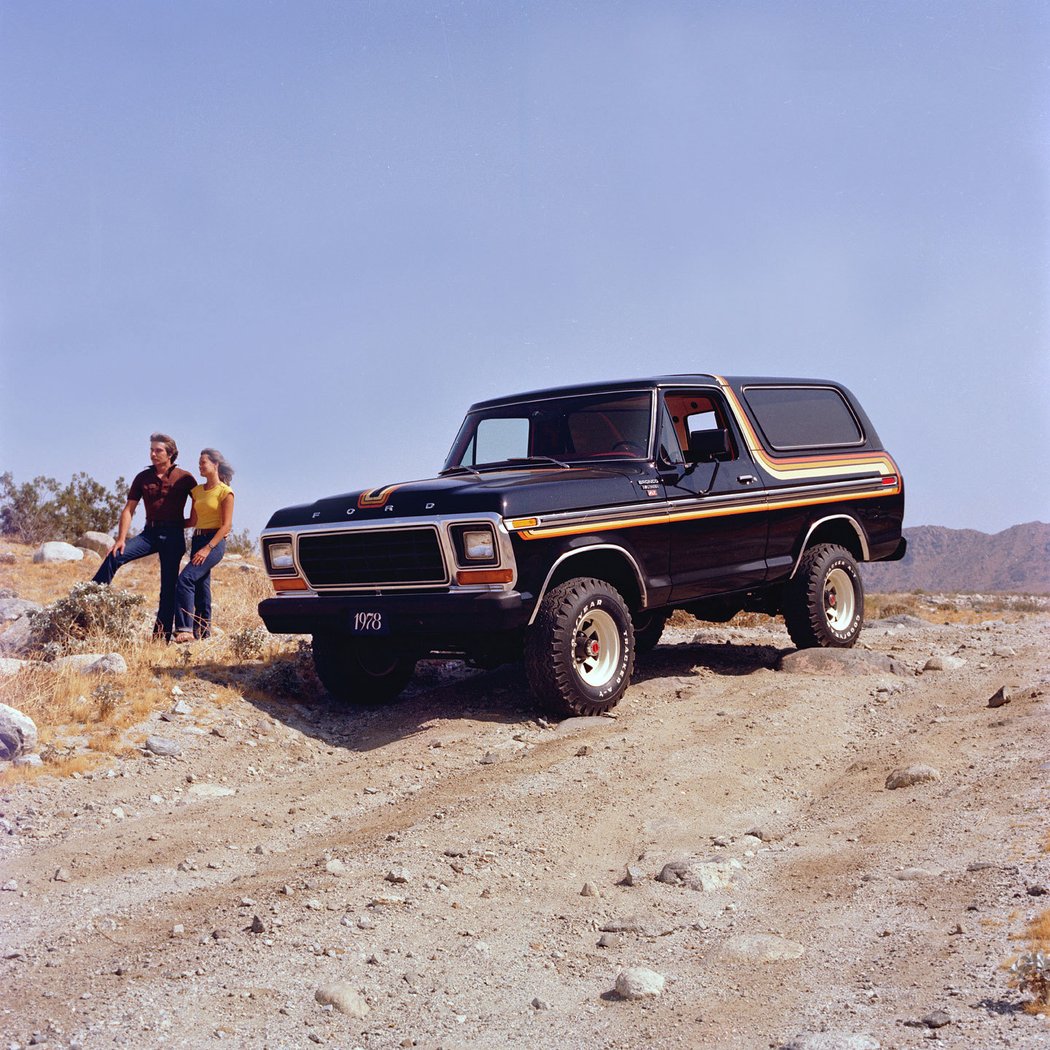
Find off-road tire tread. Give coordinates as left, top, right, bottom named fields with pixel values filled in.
left=782, top=543, right=864, bottom=650
left=524, top=577, right=635, bottom=718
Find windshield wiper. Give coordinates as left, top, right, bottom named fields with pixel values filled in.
left=438, top=465, right=483, bottom=478
left=503, top=456, right=572, bottom=469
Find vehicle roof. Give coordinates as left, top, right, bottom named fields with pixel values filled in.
left=466, top=375, right=848, bottom=411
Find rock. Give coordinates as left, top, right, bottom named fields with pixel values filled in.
left=0, top=658, right=29, bottom=676
left=325, top=859, right=347, bottom=876
left=923, top=655, right=965, bottom=671
left=778, top=649, right=908, bottom=677
left=385, top=867, right=410, bottom=884
left=49, top=653, right=128, bottom=675
left=32, top=541, right=84, bottom=563
left=314, top=983, right=370, bottom=1018
left=53, top=867, right=71, bottom=883
left=0, top=615, right=35, bottom=655
left=721, top=933, right=805, bottom=961
left=597, top=932, right=622, bottom=948
left=531, top=997, right=552, bottom=1010
left=885, top=764, right=941, bottom=790
left=13, top=754, right=43, bottom=769
left=580, top=881, right=599, bottom=897
left=614, top=967, right=665, bottom=999
left=187, top=784, right=236, bottom=798
left=0, top=598, right=41, bottom=623
left=780, top=1033, right=880, bottom=1050
left=922, top=1009, right=951, bottom=1028
left=248, top=915, right=267, bottom=934
left=657, top=856, right=742, bottom=892
left=145, top=736, right=181, bottom=757
left=622, top=864, right=645, bottom=886
left=75, top=531, right=114, bottom=557
left=987, top=685, right=1014, bottom=708
left=0, top=703, right=39, bottom=760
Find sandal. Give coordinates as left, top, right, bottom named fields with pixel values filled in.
left=173, top=632, right=196, bottom=644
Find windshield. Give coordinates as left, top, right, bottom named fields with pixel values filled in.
left=443, top=390, right=655, bottom=471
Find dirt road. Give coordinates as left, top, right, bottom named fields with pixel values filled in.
left=2, top=612, right=1047, bottom=1049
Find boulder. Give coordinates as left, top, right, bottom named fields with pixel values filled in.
left=657, top=856, right=742, bottom=892
left=614, top=967, right=665, bottom=1000
left=49, top=653, right=128, bottom=675
left=885, top=764, right=941, bottom=790
left=0, top=658, right=28, bottom=676
left=778, top=649, right=908, bottom=677
left=32, top=542, right=84, bottom=563
left=0, top=615, right=35, bottom=655
left=0, top=703, right=38, bottom=760
left=314, top=983, right=370, bottom=1018
left=781, top=1034, right=880, bottom=1050
left=75, top=531, right=114, bottom=557
left=0, top=598, right=42, bottom=623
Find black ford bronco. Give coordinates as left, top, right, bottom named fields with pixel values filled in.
left=259, top=375, right=906, bottom=716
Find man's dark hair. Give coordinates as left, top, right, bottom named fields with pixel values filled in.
left=150, top=433, right=179, bottom=464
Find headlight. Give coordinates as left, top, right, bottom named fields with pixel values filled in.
left=265, top=540, right=294, bottom=572
left=450, top=524, right=499, bottom=566
left=462, top=529, right=495, bottom=561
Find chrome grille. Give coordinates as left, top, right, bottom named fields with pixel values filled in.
left=297, top=527, right=446, bottom=588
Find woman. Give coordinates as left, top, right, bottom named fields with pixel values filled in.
left=174, top=449, right=235, bottom=644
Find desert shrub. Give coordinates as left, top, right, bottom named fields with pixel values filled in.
left=231, top=625, right=267, bottom=660
left=225, top=527, right=256, bottom=557
left=29, top=582, right=145, bottom=651
left=1007, top=950, right=1050, bottom=1010
left=255, top=640, right=322, bottom=699
left=0, top=471, right=126, bottom=544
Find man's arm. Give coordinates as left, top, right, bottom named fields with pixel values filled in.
left=109, top=499, right=139, bottom=556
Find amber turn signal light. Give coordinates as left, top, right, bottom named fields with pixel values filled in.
left=455, top=569, right=514, bottom=585
left=272, top=576, right=309, bottom=592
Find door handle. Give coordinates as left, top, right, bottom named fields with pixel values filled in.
left=737, top=474, right=757, bottom=484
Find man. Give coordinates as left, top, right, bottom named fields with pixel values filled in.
left=93, top=433, right=196, bottom=641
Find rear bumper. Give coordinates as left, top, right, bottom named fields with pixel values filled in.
left=258, top=589, right=534, bottom=639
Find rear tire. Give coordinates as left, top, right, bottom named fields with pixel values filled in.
left=782, top=544, right=864, bottom=649
left=524, top=577, right=635, bottom=717
left=311, top=633, right=416, bottom=706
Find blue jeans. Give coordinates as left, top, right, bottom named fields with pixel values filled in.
left=175, top=531, right=226, bottom=636
left=92, top=525, right=186, bottom=640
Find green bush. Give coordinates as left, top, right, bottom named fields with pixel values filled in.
left=0, top=471, right=126, bottom=544
left=225, top=527, right=256, bottom=557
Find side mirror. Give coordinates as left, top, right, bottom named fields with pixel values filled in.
left=686, top=427, right=731, bottom=463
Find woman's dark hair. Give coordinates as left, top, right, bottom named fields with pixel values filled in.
left=201, top=448, right=234, bottom=485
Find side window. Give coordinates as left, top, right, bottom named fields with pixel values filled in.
left=743, top=386, right=863, bottom=450
left=663, top=391, right=738, bottom=460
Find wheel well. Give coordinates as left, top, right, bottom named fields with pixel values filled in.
left=542, top=547, right=643, bottom=613
left=797, top=517, right=866, bottom=567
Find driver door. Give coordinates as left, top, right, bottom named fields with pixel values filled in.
left=659, top=388, right=769, bottom=601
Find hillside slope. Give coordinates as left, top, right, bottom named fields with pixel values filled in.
left=862, top=521, right=1050, bottom=594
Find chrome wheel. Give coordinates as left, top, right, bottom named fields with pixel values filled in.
left=572, top=607, right=621, bottom=689
left=823, top=567, right=856, bottom=632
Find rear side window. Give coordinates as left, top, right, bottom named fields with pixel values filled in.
left=743, top=385, right=863, bottom=450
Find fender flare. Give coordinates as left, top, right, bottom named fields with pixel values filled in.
left=528, top=543, right=648, bottom=626
left=790, top=514, right=869, bottom=578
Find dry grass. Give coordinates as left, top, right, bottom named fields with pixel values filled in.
left=0, top=539, right=284, bottom=779
left=1006, top=909, right=1050, bottom=1015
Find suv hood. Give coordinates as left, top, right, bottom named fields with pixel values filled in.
left=264, top=465, right=662, bottom=528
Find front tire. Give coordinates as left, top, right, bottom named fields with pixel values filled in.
left=311, top=633, right=416, bottom=706
left=633, top=609, right=669, bottom=654
left=782, top=544, right=864, bottom=649
left=524, top=577, right=635, bottom=717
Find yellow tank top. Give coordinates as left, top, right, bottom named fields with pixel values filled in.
left=191, top=482, right=233, bottom=530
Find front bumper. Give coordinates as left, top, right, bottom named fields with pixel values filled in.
left=258, top=589, right=535, bottom=639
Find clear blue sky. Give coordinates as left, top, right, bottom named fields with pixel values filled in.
left=2, top=1, right=1047, bottom=539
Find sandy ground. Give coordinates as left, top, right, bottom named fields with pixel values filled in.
left=1, top=612, right=1047, bottom=1050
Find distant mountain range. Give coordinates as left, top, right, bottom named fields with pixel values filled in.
left=861, top=521, right=1050, bottom=594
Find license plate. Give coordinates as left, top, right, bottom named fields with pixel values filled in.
left=351, top=611, right=388, bottom=635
